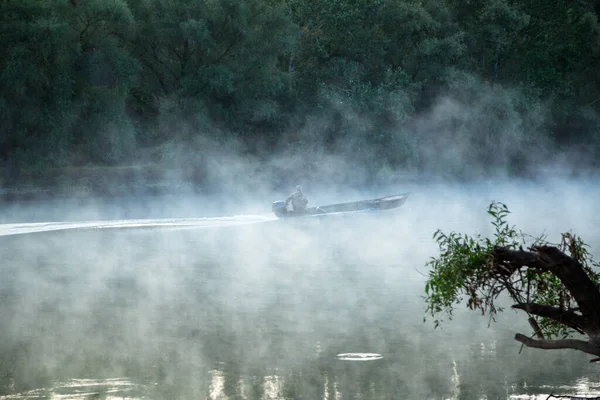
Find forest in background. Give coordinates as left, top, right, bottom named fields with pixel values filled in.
left=2, top=0, right=600, bottom=195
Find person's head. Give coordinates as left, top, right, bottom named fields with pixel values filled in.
left=296, top=185, right=302, bottom=192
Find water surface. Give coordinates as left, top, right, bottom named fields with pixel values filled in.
left=1, top=181, right=599, bottom=399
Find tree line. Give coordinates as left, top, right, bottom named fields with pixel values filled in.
left=2, top=0, right=600, bottom=184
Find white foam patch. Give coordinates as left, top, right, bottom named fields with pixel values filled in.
left=336, top=353, right=383, bottom=361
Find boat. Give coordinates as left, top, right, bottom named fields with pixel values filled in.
left=271, top=193, right=409, bottom=218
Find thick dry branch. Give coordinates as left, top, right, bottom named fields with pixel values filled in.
left=515, top=333, right=600, bottom=357
left=492, top=247, right=544, bottom=274
left=494, top=246, right=600, bottom=329
left=512, top=303, right=586, bottom=333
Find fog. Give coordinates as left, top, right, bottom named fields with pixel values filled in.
left=4, top=1, right=600, bottom=397
left=1, top=176, right=600, bottom=399
left=2, top=68, right=599, bottom=400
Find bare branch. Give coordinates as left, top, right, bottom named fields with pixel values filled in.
left=546, top=394, right=600, bottom=399
left=515, top=333, right=600, bottom=357
left=512, top=303, right=586, bottom=334
left=494, top=246, right=600, bottom=329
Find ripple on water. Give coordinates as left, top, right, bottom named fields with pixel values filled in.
left=336, top=353, right=383, bottom=361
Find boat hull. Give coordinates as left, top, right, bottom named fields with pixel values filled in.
left=272, top=193, right=409, bottom=218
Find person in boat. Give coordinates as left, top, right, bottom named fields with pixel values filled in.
left=285, top=185, right=308, bottom=213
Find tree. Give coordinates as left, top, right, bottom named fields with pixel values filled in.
left=0, top=0, right=140, bottom=172
left=288, top=0, right=464, bottom=114
left=69, top=0, right=140, bottom=164
left=444, top=0, right=529, bottom=84
left=126, top=0, right=298, bottom=143
left=284, top=0, right=465, bottom=172
left=0, top=0, right=80, bottom=172
left=424, top=202, right=600, bottom=361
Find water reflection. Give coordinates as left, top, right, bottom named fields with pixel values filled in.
left=1, top=373, right=598, bottom=400
left=0, top=216, right=598, bottom=400
left=0, top=378, right=149, bottom=399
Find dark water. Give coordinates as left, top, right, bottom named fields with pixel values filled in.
left=1, top=192, right=599, bottom=399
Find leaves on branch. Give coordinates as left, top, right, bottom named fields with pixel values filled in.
left=424, top=201, right=600, bottom=341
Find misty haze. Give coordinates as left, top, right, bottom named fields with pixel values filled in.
left=2, top=0, right=600, bottom=399
left=1, top=180, right=599, bottom=399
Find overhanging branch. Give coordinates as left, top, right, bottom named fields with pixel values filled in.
left=493, top=246, right=600, bottom=328
left=512, top=303, right=586, bottom=334
left=492, top=247, right=544, bottom=272
left=515, top=333, right=600, bottom=357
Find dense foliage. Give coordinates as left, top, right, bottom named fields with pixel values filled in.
left=425, top=202, right=600, bottom=342
left=2, top=0, right=600, bottom=186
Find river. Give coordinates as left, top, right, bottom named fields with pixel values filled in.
left=0, top=180, right=599, bottom=399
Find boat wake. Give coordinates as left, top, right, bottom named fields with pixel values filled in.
left=0, top=377, right=149, bottom=400
left=0, top=214, right=277, bottom=237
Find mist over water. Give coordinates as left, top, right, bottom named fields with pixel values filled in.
left=3, top=0, right=600, bottom=397
left=1, top=178, right=600, bottom=399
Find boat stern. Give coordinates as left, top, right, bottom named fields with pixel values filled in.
left=272, top=200, right=288, bottom=218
